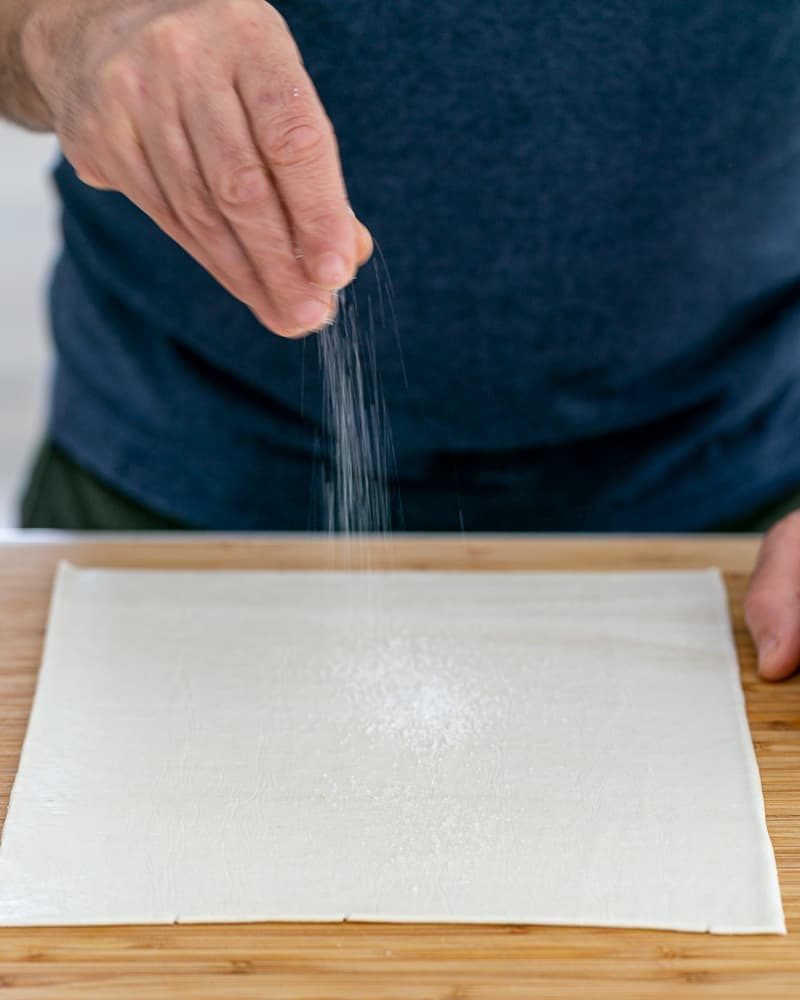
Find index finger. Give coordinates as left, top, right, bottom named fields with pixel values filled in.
left=237, top=63, right=358, bottom=291
left=744, top=511, right=800, bottom=681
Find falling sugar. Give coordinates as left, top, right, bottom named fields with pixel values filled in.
left=316, top=252, right=400, bottom=538
left=316, top=297, right=392, bottom=536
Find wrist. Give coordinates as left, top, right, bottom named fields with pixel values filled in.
left=18, top=0, right=70, bottom=128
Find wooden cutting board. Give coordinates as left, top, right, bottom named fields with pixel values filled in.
left=0, top=533, right=798, bottom=998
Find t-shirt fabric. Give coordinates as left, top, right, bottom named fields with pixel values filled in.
left=46, top=1, right=800, bottom=530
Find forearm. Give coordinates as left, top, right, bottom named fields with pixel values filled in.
left=0, top=0, right=51, bottom=129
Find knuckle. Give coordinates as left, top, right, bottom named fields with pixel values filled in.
left=177, top=182, right=218, bottom=233
left=294, top=206, right=352, bottom=250
left=230, top=0, right=289, bottom=37
left=146, top=13, right=199, bottom=66
left=258, top=2, right=290, bottom=34
left=214, top=161, right=271, bottom=211
left=99, top=57, right=144, bottom=104
left=264, top=110, right=331, bottom=167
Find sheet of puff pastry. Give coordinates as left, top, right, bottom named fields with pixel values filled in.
left=0, top=564, right=785, bottom=932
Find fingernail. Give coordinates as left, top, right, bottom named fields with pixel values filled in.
left=295, top=298, right=330, bottom=330
left=315, top=252, right=350, bottom=289
left=757, top=633, right=779, bottom=672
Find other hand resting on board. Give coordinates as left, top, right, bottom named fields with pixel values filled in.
left=746, top=512, right=800, bottom=681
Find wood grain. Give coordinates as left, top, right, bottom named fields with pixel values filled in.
left=0, top=533, right=798, bottom=998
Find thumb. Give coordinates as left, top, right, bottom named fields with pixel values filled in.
left=744, top=511, right=800, bottom=681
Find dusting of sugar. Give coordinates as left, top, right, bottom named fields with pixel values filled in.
left=330, top=631, right=493, bottom=755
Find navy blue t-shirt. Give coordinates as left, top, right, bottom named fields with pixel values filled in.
left=47, top=1, right=800, bottom=529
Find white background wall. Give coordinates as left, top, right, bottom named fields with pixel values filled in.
left=0, top=121, right=58, bottom=527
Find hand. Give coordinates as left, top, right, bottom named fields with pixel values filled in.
left=22, top=0, right=373, bottom=336
left=745, top=512, right=800, bottom=681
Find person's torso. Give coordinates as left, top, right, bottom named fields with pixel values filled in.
left=49, top=1, right=800, bottom=528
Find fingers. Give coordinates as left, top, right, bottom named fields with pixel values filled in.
left=132, top=90, right=288, bottom=331
left=99, top=123, right=269, bottom=319
left=54, top=0, right=372, bottom=334
left=69, top=65, right=289, bottom=332
left=355, top=217, right=374, bottom=266
left=74, top=114, right=239, bottom=299
left=744, top=511, right=800, bottom=681
left=236, top=60, right=358, bottom=289
left=179, top=77, right=334, bottom=335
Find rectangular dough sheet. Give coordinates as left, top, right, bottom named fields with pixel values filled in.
left=0, top=564, right=785, bottom=931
